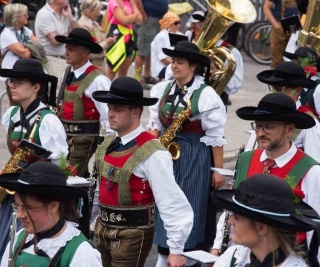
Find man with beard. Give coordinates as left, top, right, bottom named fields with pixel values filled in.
left=211, top=93, right=320, bottom=259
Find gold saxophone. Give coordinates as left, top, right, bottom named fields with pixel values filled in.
left=297, top=0, right=320, bottom=49
left=193, top=0, right=256, bottom=95
left=0, top=114, right=41, bottom=203
left=159, top=85, right=191, bottom=160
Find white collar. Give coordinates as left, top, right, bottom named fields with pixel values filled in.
left=117, top=125, right=145, bottom=145
left=72, top=61, right=92, bottom=78
left=260, top=143, right=297, bottom=168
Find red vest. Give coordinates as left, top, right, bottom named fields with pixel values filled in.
left=61, top=65, right=100, bottom=121
left=99, top=132, right=155, bottom=206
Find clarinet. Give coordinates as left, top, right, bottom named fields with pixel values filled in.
left=219, top=145, right=245, bottom=255
left=88, top=128, right=107, bottom=214
left=8, top=211, right=17, bottom=267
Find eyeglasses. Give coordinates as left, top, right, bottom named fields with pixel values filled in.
left=11, top=202, right=44, bottom=213
left=7, top=78, right=28, bottom=88
left=251, top=122, right=288, bottom=134
left=172, top=21, right=181, bottom=26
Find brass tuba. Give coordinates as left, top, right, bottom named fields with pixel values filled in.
left=297, top=0, right=320, bottom=49
left=159, top=84, right=191, bottom=160
left=193, top=0, right=257, bottom=95
left=0, top=115, right=41, bottom=203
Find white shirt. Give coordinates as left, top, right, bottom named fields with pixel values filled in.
left=71, top=61, right=111, bottom=130
left=308, top=76, right=320, bottom=118
left=150, top=29, right=183, bottom=78
left=0, top=26, right=33, bottom=69
left=114, top=125, right=194, bottom=254
left=213, top=144, right=320, bottom=260
left=1, top=102, right=68, bottom=164
left=35, top=3, right=70, bottom=56
left=214, top=245, right=308, bottom=267
left=0, top=221, right=102, bottom=267
left=147, top=75, right=227, bottom=147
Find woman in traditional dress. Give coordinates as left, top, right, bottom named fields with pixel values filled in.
left=147, top=40, right=227, bottom=266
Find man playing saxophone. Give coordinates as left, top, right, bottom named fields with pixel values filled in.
left=147, top=41, right=227, bottom=266
left=0, top=58, right=68, bottom=259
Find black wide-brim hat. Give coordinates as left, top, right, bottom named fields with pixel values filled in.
left=236, top=93, right=315, bottom=129
left=211, top=174, right=319, bottom=232
left=0, top=58, right=57, bottom=84
left=93, top=77, right=158, bottom=106
left=257, top=61, right=317, bottom=89
left=163, top=41, right=211, bottom=66
left=283, top=46, right=320, bottom=71
left=55, top=28, right=102, bottom=54
left=0, top=162, right=86, bottom=200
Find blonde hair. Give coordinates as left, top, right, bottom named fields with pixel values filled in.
left=4, top=3, right=28, bottom=27
left=159, top=11, right=180, bottom=30
left=80, top=0, right=102, bottom=15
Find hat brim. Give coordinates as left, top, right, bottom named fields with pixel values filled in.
left=211, top=190, right=315, bottom=232
left=236, top=106, right=315, bottom=129
left=0, top=69, right=57, bottom=83
left=162, top=48, right=211, bottom=66
left=0, top=173, right=87, bottom=199
left=55, top=35, right=102, bottom=54
left=92, top=91, right=158, bottom=106
left=257, top=70, right=317, bottom=89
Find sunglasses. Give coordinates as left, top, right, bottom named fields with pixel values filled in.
left=172, top=21, right=181, bottom=26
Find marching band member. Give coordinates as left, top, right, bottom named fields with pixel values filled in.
left=92, top=77, right=193, bottom=267
left=147, top=41, right=226, bottom=265
left=0, top=162, right=102, bottom=266
left=0, top=58, right=68, bottom=258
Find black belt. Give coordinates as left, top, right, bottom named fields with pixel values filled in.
left=99, top=203, right=155, bottom=229
left=48, top=55, right=66, bottom=59
left=61, top=120, right=100, bottom=136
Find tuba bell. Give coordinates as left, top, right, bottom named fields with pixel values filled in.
left=193, top=0, right=256, bottom=95
left=297, top=0, right=320, bottom=49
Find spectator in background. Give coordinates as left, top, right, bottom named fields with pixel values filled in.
left=78, top=0, right=116, bottom=75
left=35, top=0, right=79, bottom=95
left=105, top=0, right=142, bottom=81
left=150, top=11, right=182, bottom=81
left=134, top=0, right=168, bottom=88
left=0, top=3, right=36, bottom=106
left=263, top=0, right=299, bottom=69
left=185, top=10, right=205, bottom=42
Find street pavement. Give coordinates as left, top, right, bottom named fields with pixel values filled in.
left=0, top=51, right=269, bottom=266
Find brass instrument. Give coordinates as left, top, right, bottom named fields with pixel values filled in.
left=159, top=84, right=191, bottom=160
left=0, top=115, right=41, bottom=203
left=8, top=211, right=17, bottom=267
left=297, top=0, right=320, bottom=49
left=219, top=145, right=245, bottom=255
left=193, top=0, right=256, bottom=95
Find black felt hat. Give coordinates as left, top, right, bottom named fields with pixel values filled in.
left=211, top=174, right=320, bottom=232
left=257, top=61, right=317, bottom=89
left=162, top=41, right=211, bottom=66
left=283, top=46, right=320, bottom=71
left=92, top=77, right=158, bottom=106
left=0, top=58, right=57, bottom=83
left=55, top=28, right=102, bottom=54
left=0, top=162, right=87, bottom=200
left=236, top=93, right=315, bottom=129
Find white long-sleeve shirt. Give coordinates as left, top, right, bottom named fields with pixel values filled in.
left=2, top=102, right=68, bottom=164
left=71, top=61, right=111, bottom=131
left=117, top=125, right=194, bottom=254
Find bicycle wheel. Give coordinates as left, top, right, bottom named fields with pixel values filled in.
left=235, top=24, right=246, bottom=51
left=243, top=21, right=269, bottom=57
left=247, top=23, right=272, bottom=65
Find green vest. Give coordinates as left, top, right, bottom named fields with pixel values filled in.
left=13, top=229, right=89, bottom=267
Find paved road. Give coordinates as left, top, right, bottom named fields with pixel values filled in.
left=0, top=51, right=269, bottom=266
